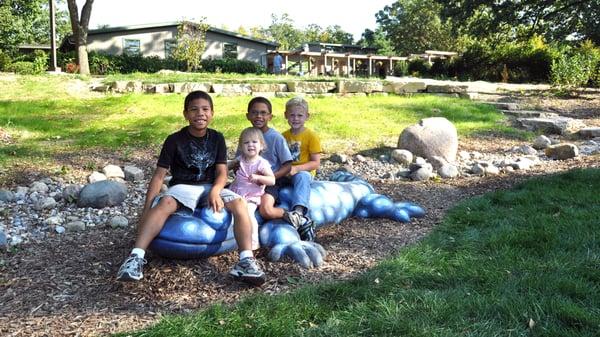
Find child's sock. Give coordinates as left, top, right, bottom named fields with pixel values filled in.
left=131, top=248, right=145, bottom=259
left=240, top=250, right=253, bottom=260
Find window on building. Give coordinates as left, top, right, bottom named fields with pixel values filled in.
left=223, top=43, right=238, bottom=59
left=123, top=39, right=140, bottom=56
left=165, top=39, right=177, bottom=58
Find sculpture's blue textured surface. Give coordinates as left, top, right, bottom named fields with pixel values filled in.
left=149, top=171, right=425, bottom=268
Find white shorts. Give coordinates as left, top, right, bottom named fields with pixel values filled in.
left=157, top=183, right=240, bottom=211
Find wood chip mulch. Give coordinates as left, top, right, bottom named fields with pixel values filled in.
left=1, top=93, right=599, bottom=336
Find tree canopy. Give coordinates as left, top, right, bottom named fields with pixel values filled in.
left=375, top=0, right=455, bottom=55
left=0, top=0, right=70, bottom=54
left=436, top=0, right=600, bottom=44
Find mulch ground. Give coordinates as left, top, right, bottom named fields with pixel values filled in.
left=1, top=93, right=599, bottom=336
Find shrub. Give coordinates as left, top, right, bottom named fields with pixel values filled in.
left=0, top=50, right=11, bottom=71
left=429, top=58, right=454, bottom=79
left=392, top=60, right=409, bottom=76
left=200, top=58, right=265, bottom=74
left=551, top=52, right=597, bottom=89
left=407, top=58, right=431, bottom=77
left=7, top=61, right=38, bottom=74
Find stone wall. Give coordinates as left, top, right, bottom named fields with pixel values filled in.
left=94, top=78, right=550, bottom=98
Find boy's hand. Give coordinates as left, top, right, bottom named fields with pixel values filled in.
left=289, top=166, right=298, bottom=176
left=208, top=189, right=224, bottom=213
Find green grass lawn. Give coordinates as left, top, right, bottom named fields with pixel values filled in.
left=0, top=74, right=527, bottom=179
left=118, top=168, right=600, bottom=337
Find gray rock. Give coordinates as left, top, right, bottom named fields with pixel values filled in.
left=88, top=171, right=107, bottom=183
left=65, top=221, right=86, bottom=231
left=511, top=157, right=535, bottom=170
left=33, top=197, right=57, bottom=210
left=398, top=117, right=458, bottom=162
left=391, top=149, right=413, bottom=165
left=55, top=226, right=66, bottom=234
left=109, top=215, right=129, bottom=228
left=0, top=230, right=6, bottom=249
left=532, top=135, right=552, bottom=150
left=124, top=165, right=144, bottom=181
left=438, top=164, right=459, bottom=178
left=513, top=145, right=538, bottom=155
left=545, top=144, right=579, bottom=160
left=29, top=181, right=49, bottom=194
left=103, top=164, right=125, bottom=180
left=45, top=216, right=62, bottom=226
left=378, top=154, right=390, bottom=163
left=15, top=186, right=28, bottom=200
left=471, top=163, right=486, bottom=175
left=330, top=153, right=348, bottom=164
left=579, top=127, right=600, bottom=139
left=0, top=189, right=15, bottom=202
left=63, top=184, right=81, bottom=203
left=429, top=156, right=448, bottom=171
left=410, top=167, right=433, bottom=181
left=517, top=117, right=586, bottom=135
left=354, top=154, right=367, bottom=163
left=77, top=180, right=127, bottom=208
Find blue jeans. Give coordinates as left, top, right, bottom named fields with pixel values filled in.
left=280, top=171, right=312, bottom=210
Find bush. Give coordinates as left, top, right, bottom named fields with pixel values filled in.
left=7, top=61, right=38, bottom=74
left=201, top=58, right=266, bottom=74
left=407, top=58, right=430, bottom=77
left=392, top=60, right=409, bottom=76
left=429, top=58, right=454, bottom=79
left=0, top=50, right=11, bottom=71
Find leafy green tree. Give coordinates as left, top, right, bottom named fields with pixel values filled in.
left=359, top=28, right=394, bottom=55
left=172, top=20, right=209, bottom=72
left=0, top=0, right=70, bottom=55
left=264, top=14, right=304, bottom=50
left=436, top=0, right=600, bottom=44
left=375, top=0, right=455, bottom=55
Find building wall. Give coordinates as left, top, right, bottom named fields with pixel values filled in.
left=87, top=26, right=178, bottom=58
left=86, top=26, right=270, bottom=66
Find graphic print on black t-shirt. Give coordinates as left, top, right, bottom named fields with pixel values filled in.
left=180, top=137, right=215, bottom=182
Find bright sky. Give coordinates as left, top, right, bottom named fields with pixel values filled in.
left=67, top=0, right=395, bottom=42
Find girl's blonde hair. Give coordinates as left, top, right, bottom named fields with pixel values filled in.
left=237, top=127, right=267, bottom=154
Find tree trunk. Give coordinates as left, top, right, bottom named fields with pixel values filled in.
left=66, top=0, right=94, bottom=75
left=77, top=45, right=89, bottom=75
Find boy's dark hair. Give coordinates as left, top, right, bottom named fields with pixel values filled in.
left=184, top=91, right=213, bottom=111
left=247, top=96, right=272, bottom=114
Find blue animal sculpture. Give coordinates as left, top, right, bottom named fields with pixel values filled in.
left=149, top=171, right=425, bottom=268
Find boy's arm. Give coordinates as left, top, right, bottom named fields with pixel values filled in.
left=290, top=153, right=321, bottom=175
left=141, top=166, right=169, bottom=218
left=208, top=163, right=227, bottom=213
left=273, top=161, right=292, bottom=179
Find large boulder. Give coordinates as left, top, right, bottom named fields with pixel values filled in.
left=398, top=117, right=458, bottom=162
left=78, top=180, right=127, bottom=208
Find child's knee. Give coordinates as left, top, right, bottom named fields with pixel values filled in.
left=226, top=197, right=247, bottom=213
left=156, top=196, right=178, bottom=212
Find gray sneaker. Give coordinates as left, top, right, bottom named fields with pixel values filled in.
left=116, top=254, right=146, bottom=281
left=284, top=210, right=315, bottom=241
left=283, top=210, right=304, bottom=228
left=229, top=257, right=266, bottom=286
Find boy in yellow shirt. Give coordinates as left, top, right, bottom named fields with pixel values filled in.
left=281, top=96, right=322, bottom=241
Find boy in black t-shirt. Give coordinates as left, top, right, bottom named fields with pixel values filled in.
left=116, top=91, right=265, bottom=286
